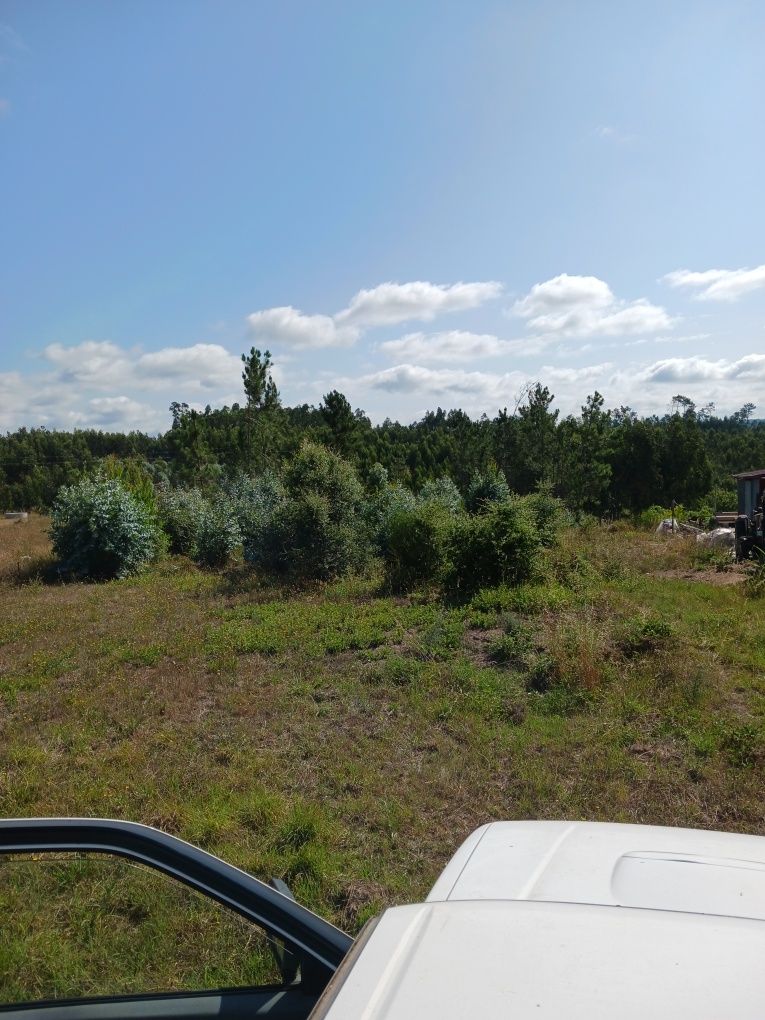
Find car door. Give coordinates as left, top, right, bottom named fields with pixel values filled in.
left=0, top=818, right=352, bottom=1020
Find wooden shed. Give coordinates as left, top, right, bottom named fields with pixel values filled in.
left=734, top=469, right=765, bottom=517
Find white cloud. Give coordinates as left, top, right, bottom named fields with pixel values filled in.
left=87, top=396, right=160, bottom=429
left=511, top=273, right=673, bottom=337
left=640, top=354, right=765, bottom=384
left=595, top=125, right=636, bottom=145
left=379, top=330, right=527, bottom=363
left=246, top=280, right=502, bottom=350
left=43, top=340, right=131, bottom=386
left=336, top=280, right=502, bottom=328
left=42, top=340, right=241, bottom=392
left=540, top=363, right=612, bottom=383
left=662, top=265, right=765, bottom=302
left=136, top=343, right=241, bottom=389
left=247, top=306, right=359, bottom=350
left=358, top=363, right=527, bottom=404
left=0, top=340, right=253, bottom=432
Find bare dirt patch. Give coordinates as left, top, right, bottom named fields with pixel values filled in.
left=652, top=566, right=748, bottom=586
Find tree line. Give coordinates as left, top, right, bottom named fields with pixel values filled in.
left=2, top=348, right=763, bottom=516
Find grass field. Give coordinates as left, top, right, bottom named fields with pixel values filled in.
left=1, top=514, right=764, bottom=999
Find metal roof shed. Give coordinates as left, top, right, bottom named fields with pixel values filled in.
left=734, top=469, right=765, bottom=516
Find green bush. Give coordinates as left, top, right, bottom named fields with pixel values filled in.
left=635, top=504, right=687, bottom=529
left=383, top=503, right=454, bottom=591
left=50, top=477, right=161, bottom=579
left=227, top=470, right=287, bottom=565
left=446, top=498, right=540, bottom=596
left=276, top=491, right=368, bottom=579
left=157, top=486, right=207, bottom=556
left=255, top=441, right=371, bottom=580
left=194, top=498, right=242, bottom=568
left=419, top=476, right=463, bottom=514
left=99, top=456, right=158, bottom=516
left=704, top=485, right=737, bottom=513
left=620, top=615, right=674, bottom=656
left=465, top=465, right=510, bottom=513
left=366, top=483, right=417, bottom=554
left=518, top=486, right=568, bottom=547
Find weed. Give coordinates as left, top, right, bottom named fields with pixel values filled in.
left=620, top=615, right=674, bottom=657
left=719, top=723, right=762, bottom=767
left=416, top=613, right=464, bottom=660
left=744, top=550, right=765, bottom=599
left=525, top=652, right=558, bottom=693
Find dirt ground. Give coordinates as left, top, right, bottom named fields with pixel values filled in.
left=652, top=565, right=749, bottom=586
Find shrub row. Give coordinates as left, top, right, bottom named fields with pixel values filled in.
left=50, top=450, right=565, bottom=589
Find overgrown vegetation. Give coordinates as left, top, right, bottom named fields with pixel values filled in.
left=0, top=513, right=763, bottom=999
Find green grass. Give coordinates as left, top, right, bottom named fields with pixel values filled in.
left=0, top=516, right=764, bottom=1002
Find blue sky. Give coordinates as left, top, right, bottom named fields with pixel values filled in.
left=1, top=0, right=764, bottom=432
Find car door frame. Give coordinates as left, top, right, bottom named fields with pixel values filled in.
left=0, top=817, right=353, bottom=1019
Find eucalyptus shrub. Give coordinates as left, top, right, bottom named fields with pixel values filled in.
left=419, top=476, right=463, bottom=514
left=157, top=485, right=207, bottom=556
left=519, top=486, right=569, bottom=546
left=194, top=497, right=242, bottom=568
left=50, top=477, right=160, bottom=579
left=366, top=482, right=417, bottom=555
left=227, top=470, right=287, bottom=564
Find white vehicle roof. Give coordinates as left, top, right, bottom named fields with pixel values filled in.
left=318, top=821, right=765, bottom=1019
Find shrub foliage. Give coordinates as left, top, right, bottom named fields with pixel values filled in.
left=447, top=498, right=540, bottom=595
left=50, top=477, right=160, bottom=579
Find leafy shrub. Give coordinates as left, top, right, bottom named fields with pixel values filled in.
left=419, top=476, right=463, bottom=514
left=383, top=503, right=454, bottom=591
left=518, top=486, right=568, bottom=547
left=489, top=617, right=532, bottom=665
left=635, top=504, right=687, bottom=529
left=704, top=485, right=737, bottom=513
left=50, top=477, right=161, bottom=579
left=417, top=612, right=464, bottom=660
left=366, top=482, right=417, bottom=555
left=157, top=486, right=207, bottom=555
left=525, top=652, right=558, bottom=693
left=255, top=442, right=371, bottom=580
left=194, top=497, right=242, bottom=567
left=719, top=722, right=761, bottom=767
left=465, top=465, right=510, bottom=513
left=366, top=462, right=390, bottom=494
left=99, top=456, right=158, bottom=516
left=446, top=498, right=540, bottom=596
left=226, top=470, right=287, bottom=565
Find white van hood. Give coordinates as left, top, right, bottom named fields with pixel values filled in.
left=319, top=822, right=765, bottom=1020
left=427, top=819, right=765, bottom=920
left=324, top=899, right=765, bottom=1020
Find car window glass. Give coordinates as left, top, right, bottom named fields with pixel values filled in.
left=0, top=852, right=296, bottom=1004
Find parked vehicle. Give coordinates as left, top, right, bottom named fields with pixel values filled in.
left=2, top=818, right=765, bottom=1019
